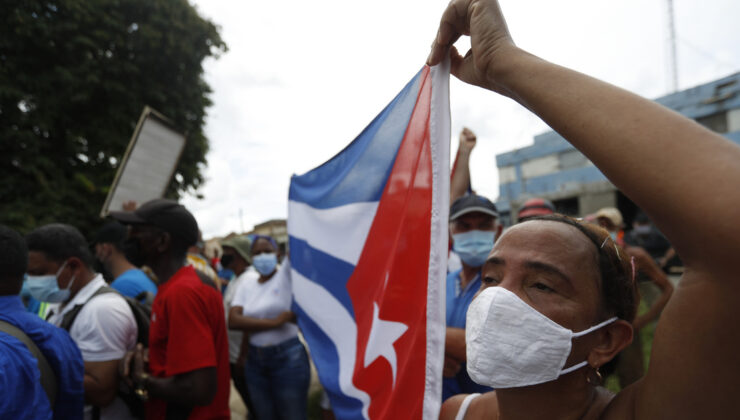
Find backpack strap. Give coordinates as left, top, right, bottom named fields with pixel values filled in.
left=58, top=286, right=127, bottom=419
left=59, top=286, right=116, bottom=332
left=0, top=320, right=58, bottom=407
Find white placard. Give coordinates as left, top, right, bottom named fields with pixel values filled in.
left=100, top=107, right=186, bottom=217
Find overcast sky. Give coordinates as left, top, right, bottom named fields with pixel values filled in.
left=182, top=0, right=740, bottom=239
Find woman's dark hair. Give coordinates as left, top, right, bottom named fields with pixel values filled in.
left=250, top=235, right=278, bottom=252
left=525, top=214, right=638, bottom=323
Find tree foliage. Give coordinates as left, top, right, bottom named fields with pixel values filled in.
left=0, top=0, right=226, bottom=237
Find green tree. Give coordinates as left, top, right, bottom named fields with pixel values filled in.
left=0, top=0, right=226, bottom=237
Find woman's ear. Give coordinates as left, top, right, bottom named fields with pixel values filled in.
left=588, top=319, right=634, bottom=368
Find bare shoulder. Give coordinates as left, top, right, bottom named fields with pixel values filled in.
left=467, top=392, right=498, bottom=419
left=439, top=394, right=468, bottom=420
left=439, top=392, right=498, bottom=420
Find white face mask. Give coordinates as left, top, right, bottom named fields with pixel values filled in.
left=466, top=287, right=617, bottom=388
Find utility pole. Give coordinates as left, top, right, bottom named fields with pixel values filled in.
left=667, top=0, right=679, bottom=92
left=239, top=208, right=244, bottom=233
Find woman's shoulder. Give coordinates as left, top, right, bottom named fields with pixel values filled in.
left=439, top=392, right=498, bottom=420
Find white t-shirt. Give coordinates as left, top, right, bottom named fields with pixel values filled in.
left=49, top=275, right=138, bottom=420
left=223, top=267, right=259, bottom=362
left=231, top=264, right=298, bottom=347
left=448, top=250, right=462, bottom=273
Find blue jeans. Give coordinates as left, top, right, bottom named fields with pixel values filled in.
left=244, top=337, right=311, bottom=420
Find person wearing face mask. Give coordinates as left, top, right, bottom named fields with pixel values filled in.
left=0, top=224, right=85, bottom=420
left=443, top=194, right=503, bottom=401
left=25, top=223, right=138, bottom=420
left=229, top=235, right=311, bottom=420
left=93, top=221, right=157, bottom=302
left=448, top=127, right=478, bottom=275
left=112, top=199, right=231, bottom=419
left=219, top=235, right=259, bottom=418
left=428, top=0, right=740, bottom=418
left=19, top=273, right=57, bottom=319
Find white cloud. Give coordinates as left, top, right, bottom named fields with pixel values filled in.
left=184, top=0, right=740, bottom=238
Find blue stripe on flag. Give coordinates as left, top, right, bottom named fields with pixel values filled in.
left=292, top=303, right=366, bottom=420
left=289, top=68, right=424, bottom=208
left=289, top=236, right=356, bottom=317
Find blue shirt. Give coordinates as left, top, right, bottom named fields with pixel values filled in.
left=443, top=269, right=492, bottom=400
left=110, top=268, right=157, bottom=300
left=0, top=295, right=84, bottom=420
left=445, top=269, right=481, bottom=328
left=0, top=333, right=52, bottom=419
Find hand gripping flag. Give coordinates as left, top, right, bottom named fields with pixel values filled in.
left=288, top=59, right=450, bottom=420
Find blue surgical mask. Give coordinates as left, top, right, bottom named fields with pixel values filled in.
left=20, top=275, right=32, bottom=300
left=26, top=261, right=76, bottom=303
left=253, top=253, right=278, bottom=276
left=609, top=231, right=618, bottom=241
left=452, top=230, right=496, bottom=268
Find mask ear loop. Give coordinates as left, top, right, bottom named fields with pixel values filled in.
left=560, top=316, right=619, bottom=376
left=55, top=260, right=69, bottom=277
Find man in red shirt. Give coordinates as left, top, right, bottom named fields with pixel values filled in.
left=112, top=199, right=230, bottom=419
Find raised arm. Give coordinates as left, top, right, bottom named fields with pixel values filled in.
left=428, top=1, right=740, bottom=268
left=428, top=1, right=740, bottom=418
left=450, top=127, right=476, bottom=204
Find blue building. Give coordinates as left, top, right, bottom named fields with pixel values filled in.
left=495, top=72, right=740, bottom=226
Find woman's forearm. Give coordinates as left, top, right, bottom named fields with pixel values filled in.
left=492, top=50, right=740, bottom=272
left=228, top=307, right=282, bottom=333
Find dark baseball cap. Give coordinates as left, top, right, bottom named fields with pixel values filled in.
left=92, top=221, right=127, bottom=246
left=109, top=199, right=199, bottom=248
left=450, top=194, right=499, bottom=221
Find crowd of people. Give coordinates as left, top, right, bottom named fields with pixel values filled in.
left=3, top=0, right=740, bottom=419
left=2, top=195, right=318, bottom=420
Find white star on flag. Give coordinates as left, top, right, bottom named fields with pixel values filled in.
left=364, top=302, right=409, bottom=387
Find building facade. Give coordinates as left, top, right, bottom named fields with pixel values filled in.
left=495, top=72, right=740, bottom=226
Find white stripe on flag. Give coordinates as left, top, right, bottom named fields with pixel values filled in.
left=424, top=57, right=451, bottom=420
left=288, top=200, right=379, bottom=265
left=291, top=268, right=372, bottom=420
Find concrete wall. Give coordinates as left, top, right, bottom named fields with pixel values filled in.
left=578, top=190, right=617, bottom=216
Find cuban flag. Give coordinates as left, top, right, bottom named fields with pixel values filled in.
left=288, top=59, right=450, bottom=420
